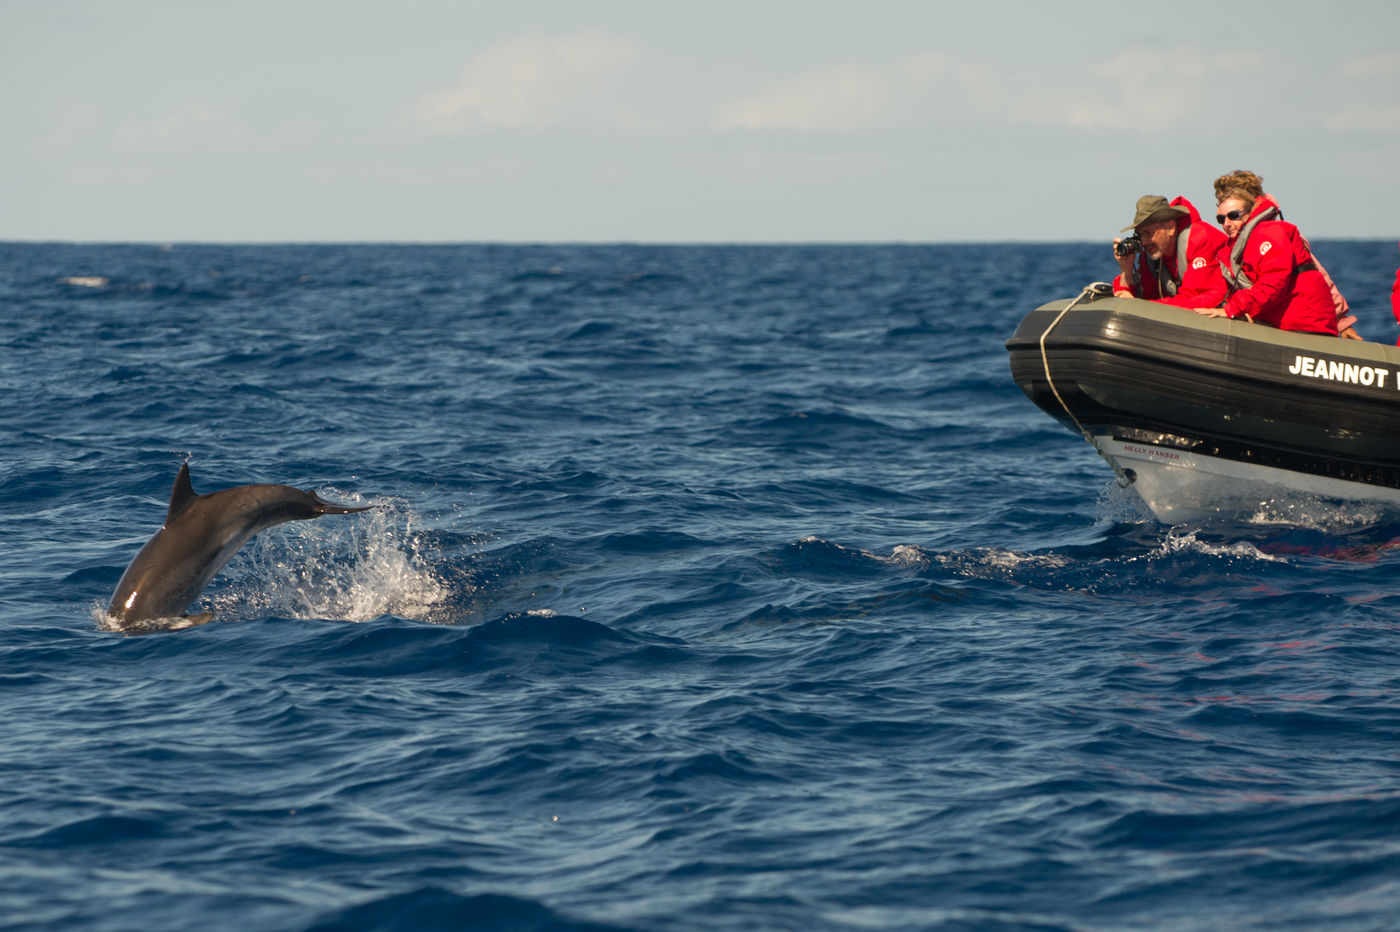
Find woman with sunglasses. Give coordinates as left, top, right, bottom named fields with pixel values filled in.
left=1189, top=169, right=1339, bottom=335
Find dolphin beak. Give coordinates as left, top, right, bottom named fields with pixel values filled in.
left=312, top=495, right=373, bottom=514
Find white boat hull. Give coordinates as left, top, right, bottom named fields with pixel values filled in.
left=1095, top=435, right=1400, bottom=524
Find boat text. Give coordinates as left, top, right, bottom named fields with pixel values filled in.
left=1288, top=354, right=1391, bottom=388
left=1123, top=444, right=1181, bottom=460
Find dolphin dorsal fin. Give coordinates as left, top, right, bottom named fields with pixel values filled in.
left=165, top=462, right=200, bottom=524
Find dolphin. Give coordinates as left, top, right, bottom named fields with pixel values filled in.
left=107, top=462, right=371, bottom=632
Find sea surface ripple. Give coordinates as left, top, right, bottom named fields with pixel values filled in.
left=4, top=242, right=1400, bottom=931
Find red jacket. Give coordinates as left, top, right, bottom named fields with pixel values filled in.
left=1391, top=262, right=1400, bottom=344
left=1112, top=196, right=1227, bottom=308
left=1217, top=195, right=1337, bottom=335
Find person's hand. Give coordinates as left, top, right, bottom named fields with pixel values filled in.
left=1113, top=288, right=1134, bottom=298
left=1190, top=306, right=1228, bottom=318
left=1111, top=239, right=1134, bottom=274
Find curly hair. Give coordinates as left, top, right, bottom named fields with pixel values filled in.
left=1213, top=169, right=1264, bottom=207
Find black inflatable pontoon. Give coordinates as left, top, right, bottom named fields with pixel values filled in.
left=1006, top=285, right=1400, bottom=522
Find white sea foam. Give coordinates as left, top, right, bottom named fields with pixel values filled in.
left=58, top=275, right=109, bottom=287
left=932, top=524, right=1282, bottom=591
left=1152, top=526, right=1281, bottom=562
left=92, top=607, right=213, bottom=635
left=1239, top=494, right=1393, bottom=533
left=888, top=544, right=930, bottom=568
left=209, top=493, right=453, bottom=624
left=796, top=536, right=934, bottom=570
left=934, top=546, right=1074, bottom=580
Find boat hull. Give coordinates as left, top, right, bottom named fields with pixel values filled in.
left=1006, top=293, right=1400, bottom=522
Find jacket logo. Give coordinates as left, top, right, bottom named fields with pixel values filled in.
left=1259, top=241, right=1273, bottom=255
left=1192, top=257, right=1207, bottom=269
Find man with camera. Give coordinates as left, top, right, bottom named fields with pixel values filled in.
left=1112, top=194, right=1227, bottom=309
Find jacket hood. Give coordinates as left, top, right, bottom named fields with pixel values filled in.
left=1168, top=195, right=1203, bottom=233
left=1247, top=193, right=1282, bottom=221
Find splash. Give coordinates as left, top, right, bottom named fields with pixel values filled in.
left=928, top=523, right=1284, bottom=595
left=1152, top=526, right=1280, bottom=562
left=1095, top=478, right=1156, bottom=525
left=208, top=493, right=453, bottom=624
left=888, top=544, right=930, bottom=568
left=791, top=536, right=936, bottom=571
left=1096, top=473, right=1400, bottom=536
left=92, top=605, right=211, bottom=634
left=1239, top=493, right=1394, bottom=534
left=933, top=546, right=1075, bottom=581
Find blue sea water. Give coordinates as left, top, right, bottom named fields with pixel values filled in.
left=4, top=240, right=1400, bottom=931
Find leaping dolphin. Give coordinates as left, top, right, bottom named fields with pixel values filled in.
left=107, top=463, right=371, bottom=632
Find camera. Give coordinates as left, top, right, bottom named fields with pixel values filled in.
left=1114, top=234, right=1141, bottom=258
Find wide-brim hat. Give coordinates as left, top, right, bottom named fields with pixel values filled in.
left=1121, top=195, right=1189, bottom=232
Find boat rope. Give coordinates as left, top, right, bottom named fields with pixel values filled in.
left=1038, top=282, right=1134, bottom=487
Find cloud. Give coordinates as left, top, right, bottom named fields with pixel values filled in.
left=112, top=104, right=253, bottom=152
left=712, top=47, right=1296, bottom=137
left=41, top=107, right=103, bottom=154
left=413, top=31, right=641, bottom=133
left=1339, top=54, right=1400, bottom=79
left=1042, top=49, right=1271, bottom=134
left=715, top=54, right=993, bottom=132
left=402, top=37, right=1400, bottom=145
left=1323, top=105, right=1400, bottom=132
left=100, top=101, right=321, bottom=157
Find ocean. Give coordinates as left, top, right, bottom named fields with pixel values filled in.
left=4, top=240, right=1400, bottom=931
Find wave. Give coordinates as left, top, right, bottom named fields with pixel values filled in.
left=304, top=887, right=627, bottom=932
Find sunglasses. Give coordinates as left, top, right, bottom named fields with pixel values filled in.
left=1216, top=209, right=1248, bottom=224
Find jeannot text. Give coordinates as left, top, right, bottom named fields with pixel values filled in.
left=1288, top=354, right=1391, bottom=388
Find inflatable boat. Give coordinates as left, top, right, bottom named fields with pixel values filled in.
left=1006, top=284, right=1400, bottom=522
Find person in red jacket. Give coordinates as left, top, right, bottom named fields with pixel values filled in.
left=1189, top=172, right=1338, bottom=335
left=1112, top=195, right=1227, bottom=308
left=1392, top=243, right=1400, bottom=345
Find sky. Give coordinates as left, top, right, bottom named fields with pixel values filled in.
left=4, top=0, right=1399, bottom=242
